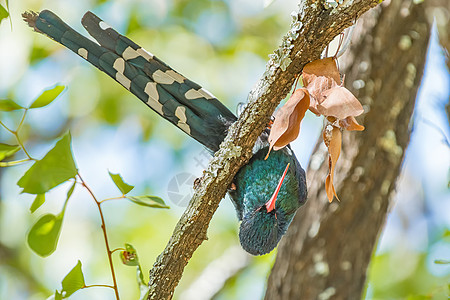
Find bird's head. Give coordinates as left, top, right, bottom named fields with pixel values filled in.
left=238, top=163, right=294, bottom=255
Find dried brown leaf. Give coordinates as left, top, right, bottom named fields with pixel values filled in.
left=317, top=86, right=364, bottom=119
left=308, top=96, right=321, bottom=116
left=340, top=116, right=365, bottom=131
left=325, top=126, right=341, bottom=202
left=302, top=57, right=341, bottom=105
left=265, top=89, right=310, bottom=159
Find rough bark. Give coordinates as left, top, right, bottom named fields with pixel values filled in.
left=264, top=1, right=431, bottom=299
left=146, top=1, right=381, bottom=299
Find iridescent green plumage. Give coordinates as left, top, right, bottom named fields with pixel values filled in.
left=230, top=145, right=306, bottom=255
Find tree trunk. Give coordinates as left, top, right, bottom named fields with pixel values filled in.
left=265, top=1, right=431, bottom=299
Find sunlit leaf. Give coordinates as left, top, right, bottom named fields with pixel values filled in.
left=318, top=86, right=364, bottom=119
left=126, top=195, right=169, bottom=209
left=0, top=143, right=20, bottom=161
left=29, top=85, right=65, bottom=109
left=61, top=260, right=85, bottom=297
left=109, top=171, right=134, bottom=194
left=120, top=243, right=139, bottom=266
left=27, top=213, right=63, bottom=257
left=0, top=5, right=8, bottom=24
left=17, top=132, right=77, bottom=194
left=266, top=88, right=310, bottom=158
left=324, top=126, right=341, bottom=202
left=30, top=194, right=45, bottom=213
left=302, top=57, right=340, bottom=104
left=27, top=181, right=75, bottom=256
left=0, top=99, right=24, bottom=111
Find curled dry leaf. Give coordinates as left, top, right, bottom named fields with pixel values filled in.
left=265, top=88, right=310, bottom=159
left=300, top=57, right=365, bottom=203
left=323, top=126, right=341, bottom=202
left=302, top=57, right=341, bottom=106
left=340, top=116, right=365, bottom=131
left=317, top=86, right=364, bottom=120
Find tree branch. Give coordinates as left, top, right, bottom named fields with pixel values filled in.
left=147, top=1, right=380, bottom=299
left=265, top=1, right=431, bottom=299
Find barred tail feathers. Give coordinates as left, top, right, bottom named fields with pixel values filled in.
left=80, top=12, right=237, bottom=124
left=23, top=10, right=236, bottom=151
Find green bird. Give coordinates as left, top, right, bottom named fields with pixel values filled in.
left=23, top=10, right=307, bottom=255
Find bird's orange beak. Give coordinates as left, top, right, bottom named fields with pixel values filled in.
left=265, top=163, right=290, bottom=212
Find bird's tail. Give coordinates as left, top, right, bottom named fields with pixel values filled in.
left=23, top=10, right=237, bottom=152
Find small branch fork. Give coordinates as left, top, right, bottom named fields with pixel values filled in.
left=0, top=109, right=36, bottom=165
left=146, top=0, right=380, bottom=299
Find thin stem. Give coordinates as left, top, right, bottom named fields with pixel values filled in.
left=0, top=120, right=15, bottom=134
left=16, top=108, right=28, bottom=132
left=14, top=132, right=33, bottom=160
left=13, top=109, right=33, bottom=159
left=0, top=158, right=32, bottom=167
left=111, top=248, right=126, bottom=254
left=99, top=196, right=126, bottom=204
left=78, top=174, right=120, bottom=300
left=83, top=284, right=115, bottom=289
left=0, top=117, right=34, bottom=160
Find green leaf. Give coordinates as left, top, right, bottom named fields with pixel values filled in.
left=120, top=243, right=139, bottom=266
left=17, top=132, right=77, bottom=194
left=30, top=194, right=45, bottom=213
left=434, top=259, right=450, bottom=265
left=65, top=181, right=76, bottom=205
left=55, top=290, right=63, bottom=300
left=109, top=171, right=134, bottom=194
left=27, top=181, right=75, bottom=256
left=0, top=5, right=8, bottom=24
left=46, top=290, right=63, bottom=300
left=126, top=195, right=169, bottom=209
left=29, top=85, right=65, bottom=109
left=27, top=213, right=63, bottom=257
left=0, top=99, right=23, bottom=111
left=0, top=143, right=20, bottom=161
left=61, top=260, right=85, bottom=297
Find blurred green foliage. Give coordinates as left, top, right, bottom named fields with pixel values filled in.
left=0, top=0, right=448, bottom=299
